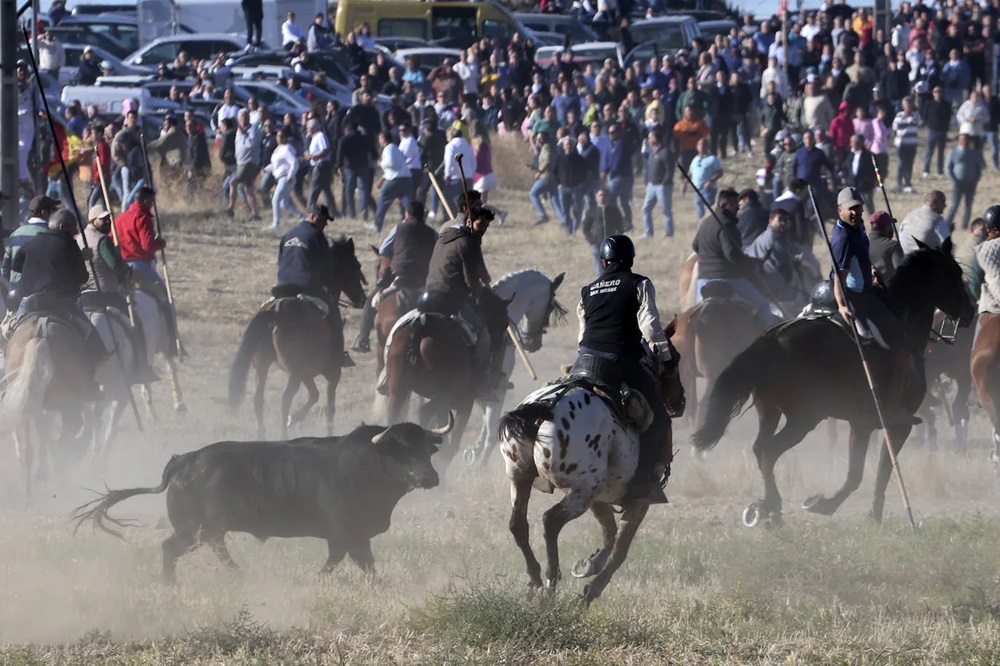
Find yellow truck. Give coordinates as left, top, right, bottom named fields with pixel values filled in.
left=333, top=0, right=540, bottom=48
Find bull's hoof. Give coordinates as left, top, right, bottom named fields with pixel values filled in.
left=174, top=402, right=188, bottom=415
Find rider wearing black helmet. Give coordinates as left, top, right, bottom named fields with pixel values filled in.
left=575, top=234, right=675, bottom=503
left=974, top=206, right=1000, bottom=328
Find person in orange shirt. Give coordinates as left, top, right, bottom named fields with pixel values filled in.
left=851, top=9, right=873, bottom=46
left=673, top=104, right=710, bottom=167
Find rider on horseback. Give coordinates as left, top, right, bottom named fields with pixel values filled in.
left=80, top=204, right=159, bottom=384
left=576, top=234, right=675, bottom=504
left=975, top=206, right=1000, bottom=330
left=2, top=195, right=60, bottom=307
left=352, top=201, right=437, bottom=353
left=11, top=208, right=108, bottom=374
left=831, top=186, right=921, bottom=426
left=274, top=204, right=341, bottom=325
left=421, top=201, right=506, bottom=398
left=693, top=188, right=777, bottom=327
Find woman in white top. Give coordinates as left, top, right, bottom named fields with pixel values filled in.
left=265, top=128, right=304, bottom=231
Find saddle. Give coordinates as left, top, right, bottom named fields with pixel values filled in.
left=541, top=356, right=654, bottom=434
left=6, top=296, right=108, bottom=362
left=797, top=282, right=891, bottom=350
left=690, top=284, right=759, bottom=324
left=261, top=287, right=330, bottom=318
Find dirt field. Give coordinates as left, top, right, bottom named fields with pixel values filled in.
left=3, top=136, right=1000, bottom=664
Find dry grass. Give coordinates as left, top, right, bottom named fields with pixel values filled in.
left=1, top=136, right=1000, bottom=664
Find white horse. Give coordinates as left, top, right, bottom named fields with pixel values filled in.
left=497, top=322, right=684, bottom=604
left=85, top=304, right=137, bottom=464
left=462, top=269, right=565, bottom=467
left=132, top=288, right=186, bottom=417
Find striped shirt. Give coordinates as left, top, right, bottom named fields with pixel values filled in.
left=892, top=112, right=922, bottom=147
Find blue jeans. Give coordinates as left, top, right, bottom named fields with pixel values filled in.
left=46, top=175, right=72, bottom=204
left=607, top=176, right=633, bottom=230
left=222, top=168, right=237, bottom=206
left=987, top=131, right=999, bottom=170
left=924, top=130, right=947, bottom=174
left=375, top=177, right=412, bottom=231
left=122, top=178, right=146, bottom=210
left=694, top=184, right=717, bottom=222
left=642, top=183, right=674, bottom=236
left=896, top=144, right=917, bottom=189
left=590, top=244, right=602, bottom=276
left=128, top=260, right=164, bottom=287
left=581, top=176, right=602, bottom=211
left=696, top=277, right=775, bottom=328
left=529, top=179, right=560, bottom=220
left=443, top=179, right=464, bottom=219
left=557, top=185, right=583, bottom=232
left=272, top=175, right=303, bottom=227
left=341, top=166, right=369, bottom=217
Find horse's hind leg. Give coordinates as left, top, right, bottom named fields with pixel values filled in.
left=572, top=502, right=617, bottom=579
left=166, top=357, right=186, bottom=414
left=803, top=424, right=874, bottom=516
left=253, top=361, right=269, bottom=439
left=541, top=488, right=592, bottom=589
left=289, top=377, right=319, bottom=429
left=752, top=411, right=817, bottom=526
left=324, top=371, right=338, bottom=436
left=162, top=529, right=199, bottom=584
left=582, top=501, right=649, bottom=605
left=140, top=384, right=158, bottom=423
left=508, top=479, right=543, bottom=589
left=14, top=427, right=32, bottom=498
left=280, top=376, right=301, bottom=437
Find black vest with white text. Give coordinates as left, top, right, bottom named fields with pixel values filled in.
left=579, top=263, right=645, bottom=360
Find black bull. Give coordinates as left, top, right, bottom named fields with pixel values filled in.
left=73, top=418, right=453, bottom=582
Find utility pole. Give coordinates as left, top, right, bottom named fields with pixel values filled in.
left=0, top=0, right=19, bottom=240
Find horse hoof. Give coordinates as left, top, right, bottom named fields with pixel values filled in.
left=174, top=402, right=187, bottom=415
left=570, top=558, right=594, bottom=579
left=462, top=448, right=477, bottom=466
left=802, top=494, right=828, bottom=514
left=742, top=503, right=760, bottom=528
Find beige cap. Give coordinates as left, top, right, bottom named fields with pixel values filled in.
left=88, top=204, right=110, bottom=221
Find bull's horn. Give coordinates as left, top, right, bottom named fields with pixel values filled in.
left=371, top=428, right=389, bottom=445
left=431, top=412, right=455, bottom=436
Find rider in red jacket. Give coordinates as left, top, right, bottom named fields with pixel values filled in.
left=114, top=187, right=164, bottom=266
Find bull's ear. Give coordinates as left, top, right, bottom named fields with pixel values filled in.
left=371, top=428, right=391, bottom=445
left=914, top=238, right=929, bottom=252
left=551, top=272, right=565, bottom=292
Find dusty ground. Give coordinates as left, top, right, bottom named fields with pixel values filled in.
left=2, top=136, right=1000, bottom=664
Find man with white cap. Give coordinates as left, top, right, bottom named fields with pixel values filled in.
left=830, top=186, right=919, bottom=426
left=76, top=46, right=101, bottom=85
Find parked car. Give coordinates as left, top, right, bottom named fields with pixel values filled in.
left=697, top=19, right=739, bottom=42
left=534, top=40, right=660, bottom=71
left=227, top=49, right=355, bottom=87
left=124, top=34, right=259, bottom=69
left=392, top=47, right=463, bottom=75
left=60, top=43, right=144, bottom=87
left=628, top=16, right=702, bottom=54
left=61, top=83, right=185, bottom=115
left=514, top=12, right=599, bottom=44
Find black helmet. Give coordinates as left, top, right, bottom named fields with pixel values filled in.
left=599, top=235, right=635, bottom=263
left=810, top=280, right=836, bottom=312
left=985, top=205, right=1000, bottom=232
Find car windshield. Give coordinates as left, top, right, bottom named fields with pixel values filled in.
left=629, top=23, right=687, bottom=50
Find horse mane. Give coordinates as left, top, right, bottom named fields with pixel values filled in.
left=492, top=269, right=543, bottom=291
left=887, top=246, right=940, bottom=305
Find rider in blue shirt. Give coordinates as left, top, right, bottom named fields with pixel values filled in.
left=830, top=187, right=919, bottom=426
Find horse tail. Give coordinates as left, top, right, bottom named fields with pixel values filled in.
left=71, top=453, right=185, bottom=538
left=692, top=334, right=775, bottom=452
left=0, top=337, right=53, bottom=434
left=229, top=310, right=275, bottom=409
left=498, top=401, right=554, bottom=443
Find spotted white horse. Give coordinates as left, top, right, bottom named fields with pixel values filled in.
left=462, top=269, right=565, bottom=467
left=497, top=321, right=684, bottom=604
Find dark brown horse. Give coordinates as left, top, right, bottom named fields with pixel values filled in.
left=920, top=310, right=974, bottom=449
left=382, top=290, right=510, bottom=469
left=971, top=312, right=1000, bottom=460
left=692, top=240, right=974, bottom=526
left=672, top=286, right=762, bottom=430
left=228, top=237, right=367, bottom=437
left=0, top=315, right=97, bottom=496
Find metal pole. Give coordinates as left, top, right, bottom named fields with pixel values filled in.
left=20, top=26, right=144, bottom=432
left=0, top=0, right=19, bottom=241
left=137, top=131, right=184, bottom=358
left=808, top=185, right=917, bottom=530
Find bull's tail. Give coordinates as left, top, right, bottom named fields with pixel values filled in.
left=498, top=401, right=554, bottom=444
left=229, top=310, right=275, bottom=409
left=71, top=454, right=184, bottom=538
left=0, top=337, right=53, bottom=434
left=692, top=334, right=776, bottom=451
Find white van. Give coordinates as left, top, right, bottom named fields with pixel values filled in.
left=60, top=84, right=183, bottom=115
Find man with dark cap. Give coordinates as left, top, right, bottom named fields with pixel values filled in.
left=2, top=195, right=59, bottom=297
left=830, top=186, right=919, bottom=426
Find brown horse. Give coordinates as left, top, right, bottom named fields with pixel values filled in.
left=971, top=312, right=1000, bottom=460
left=693, top=240, right=974, bottom=526
left=672, top=286, right=762, bottom=429
left=0, top=314, right=97, bottom=496
left=381, top=290, right=510, bottom=469
left=921, top=311, right=973, bottom=449
left=228, top=236, right=367, bottom=437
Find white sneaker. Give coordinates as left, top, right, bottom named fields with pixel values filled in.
left=260, top=223, right=278, bottom=232
left=428, top=210, right=437, bottom=219
left=498, top=210, right=508, bottom=226
left=922, top=171, right=930, bottom=178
